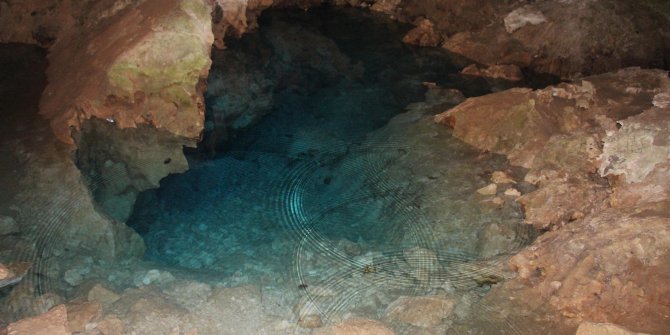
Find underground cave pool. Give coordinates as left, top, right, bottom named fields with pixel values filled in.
left=0, top=6, right=563, bottom=334
left=122, top=7, right=539, bottom=330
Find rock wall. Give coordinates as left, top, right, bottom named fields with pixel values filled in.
left=435, top=68, right=670, bottom=333
left=376, top=0, right=670, bottom=79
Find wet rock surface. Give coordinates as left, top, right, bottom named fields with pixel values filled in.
left=436, top=67, right=670, bottom=333
left=0, top=1, right=669, bottom=335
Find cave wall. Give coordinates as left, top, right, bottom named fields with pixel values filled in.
left=1, top=0, right=669, bottom=331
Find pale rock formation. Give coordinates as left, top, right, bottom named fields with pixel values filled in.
left=0, top=263, right=31, bottom=289
left=477, top=184, right=498, bottom=196
left=576, top=322, right=649, bottom=335
left=599, top=107, right=670, bottom=183
left=370, top=0, right=402, bottom=15
left=461, top=64, right=524, bottom=82
left=503, top=5, right=548, bottom=33
left=491, top=171, right=517, bottom=184
left=7, top=305, right=70, bottom=335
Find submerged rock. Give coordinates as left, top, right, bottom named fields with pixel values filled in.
left=87, top=284, right=121, bottom=307
left=0, top=262, right=31, bottom=289
left=7, top=305, right=70, bottom=335
left=0, top=216, right=19, bottom=235
left=313, top=318, right=395, bottom=335
left=65, top=301, right=102, bottom=334
left=384, top=295, right=455, bottom=328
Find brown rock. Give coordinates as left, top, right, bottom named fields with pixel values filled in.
left=504, top=188, right=521, bottom=197
left=575, top=322, right=649, bottom=335
left=517, top=178, right=609, bottom=230
left=95, top=315, right=125, bottom=335
left=599, top=107, right=670, bottom=184
left=437, top=1, right=670, bottom=78
left=402, top=19, right=441, bottom=47
left=491, top=171, right=516, bottom=184
left=506, top=209, right=670, bottom=333
left=384, top=295, right=455, bottom=328
left=313, top=318, right=395, bottom=335
left=370, top=0, right=401, bottom=15
left=87, top=284, right=121, bottom=306
left=7, top=304, right=70, bottom=335
left=66, top=301, right=102, bottom=333
left=299, top=314, right=323, bottom=329
left=477, top=184, right=497, bottom=196
left=461, top=64, right=523, bottom=81
left=477, top=222, right=519, bottom=257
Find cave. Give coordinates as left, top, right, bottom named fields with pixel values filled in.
left=1, top=1, right=669, bottom=335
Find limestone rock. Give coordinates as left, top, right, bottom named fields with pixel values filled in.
left=504, top=5, right=548, bottom=33
left=461, top=64, right=523, bottom=82
left=7, top=304, right=70, bottom=335
left=517, top=178, right=608, bottom=230
left=0, top=262, right=31, bottom=289
left=436, top=68, right=670, bottom=230
left=384, top=295, right=455, bottom=327
left=294, top=297, right=323, bottom=329
left=87, top=284, right=121, bottom=307
left=65, top=301, right=102, bottom=333
left=507, top=209, right=670, bottom=332
left=403, top=247, right=439, bottom=273
left=576, top=322, right=649, bottom=335
left=504, top=188, right=521, bottom=197
left=436, top=1, right=670, bottom=78
left=94, top=315, right=125, bottom=335
left=402, top=19, right=441, bottom=47
left=313, top=318, right=395, bottom=335
left=0, top=216, right=19, bottom=235
left=492, top=171, right=516, bottom=184
left=370, top=0, right=402, bottom=15
left=477, top=222, right=519, bottom=257
left=477, top=184, right=497, bottom=196
left=133, top=269, right=175, bottom=287
left=599, top=107, right=670, bottom=184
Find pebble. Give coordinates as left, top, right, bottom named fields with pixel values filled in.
left=477, top=183, right=498, bottom=195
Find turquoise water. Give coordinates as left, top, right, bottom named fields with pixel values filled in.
left=127, top=7, right=537, bottom=330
